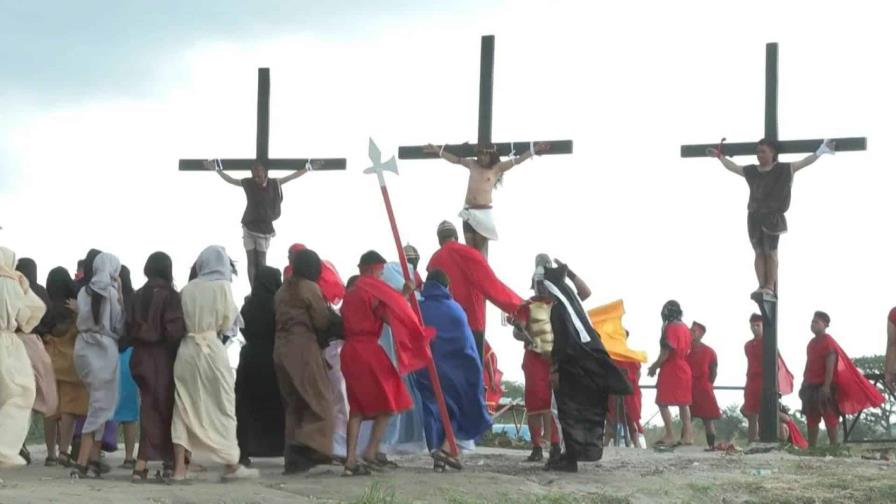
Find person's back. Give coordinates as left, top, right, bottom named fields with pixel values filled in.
left=181, top=279, right=234, bottom=336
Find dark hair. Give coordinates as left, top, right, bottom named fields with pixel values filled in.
left=749, top=313, right=763, bottom=323
left=291, top=249, right=322, bottom=282
left=661, top=300, right=682, bottom=323
left=757, top=138, right=779, bottom=161
left=813, top=310, right=831, bottom=326
left=46, top=267, right=76, bottom=303
left=144, top=251, right=173, bottom=284
left=189, top=262, right=198, bottom=281
left=358, top=250, right=387, bottom=268
left=119, top=265, right=134, bottom=300
left=15, top=258, right=38, bottom=286
left=426, top=269, right=449, bottom=288
left=477, top=149, right=500, bottom=168
left=83, top=249, right=102, bottom=283
left=252, top=161, right=268, bottom=174
left=346, top=275, right=360, bottom=289
left=692, top=321, right=707, bottom=334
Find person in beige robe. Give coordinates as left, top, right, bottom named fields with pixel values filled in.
left=274, top=248, right=333, bottom=474
left=0, top=246, right=42, bottom=468
left=172, top=245, right=258, bottom=482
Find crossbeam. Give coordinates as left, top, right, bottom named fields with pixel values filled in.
left=398, top=35, right=573, bottom=160
left=178, top=68, right=347, bottom=171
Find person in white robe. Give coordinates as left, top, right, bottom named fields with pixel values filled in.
left=0, top=246, right=42, bottom=468
left=172, top=245, right=258, bottom=482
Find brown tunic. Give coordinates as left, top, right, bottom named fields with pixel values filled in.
left=127, top=280, right=186, bottom=462
left=273, top=277, right=332, bottom=456
left=44, top=315, right=87, bottom=416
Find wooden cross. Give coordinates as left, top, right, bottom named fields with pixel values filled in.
left=179, top=68, right=347, bottom=171
left=680, top=42, right=868, bottom=443
left=398, top=35, right=573, bottom=160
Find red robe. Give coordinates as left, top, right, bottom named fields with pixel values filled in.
left=784, top=416, right=808, bottom=449
left=890, top=307, right=896, bottom=325
left=743, top=338, right=795, bottom=415
left=340, top=275, right=434, bottom=418
left=482, top=340, right=503, bottom=413
left=425, top=240, right=523, bottom=332
left=686, top=343, right=721, bottom=420
left=656, top=321, right=692, bottom=406
left=607, top=360, right=642, bottom=432
left=804, top=333, right=884, bottom=415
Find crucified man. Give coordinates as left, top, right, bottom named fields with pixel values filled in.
left=705, top=138, right=834, bottom=298
left=422, top=142, right=550, bottom=257
left=203, top=159, right=320, bottom=287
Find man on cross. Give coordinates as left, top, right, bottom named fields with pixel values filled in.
left=204, top=159, right=316, bottom=286
left=422, top=142, right=550, bottom=256
left=706, top=138, right=835, bottom=297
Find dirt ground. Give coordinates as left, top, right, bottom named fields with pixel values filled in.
left=2, top=444, right=896, bottom=504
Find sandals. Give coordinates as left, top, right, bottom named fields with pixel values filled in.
left=70, top=463, right=102, bottom=480
left=44, top=456, right=59, bottom=467
left=132, top=468, right=150, bottom=483
left=58, top=452, right=74, bottom=468
left=525, top=446, right=544, bottom=462
left=363, top=453, right=399, bottom=470
left=120, top=459, right=137, bottom=470
left=19, top=446, right=31, bottom=465
left=156, top=463, right=175, bottom=484
left=342, top=463, right=372, bottom=477
left=90, top=459, right=112, bottom=475
left=432, top=450, right=462, bottom=471
left=433, top=458, right=446, bottom=473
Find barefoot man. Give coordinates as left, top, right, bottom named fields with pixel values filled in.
left=706, top=139, right=835, bottom=297
left=422, top=143, right=549, bottom=256
left=204, top=159, right=317, bottom=286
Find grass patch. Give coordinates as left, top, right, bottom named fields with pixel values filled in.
left=350, top=482, right=406, bottom=504
left=784, top=444, right=852, bottom=458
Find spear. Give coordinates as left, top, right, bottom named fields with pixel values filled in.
left=364, top=138, right=459, bottom=457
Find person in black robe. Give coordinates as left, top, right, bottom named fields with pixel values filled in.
left=235, top=265, right=285, bottom=465
left=531, top=255, right=631, bottom=472
left=15, top=258, right=49, bottom=305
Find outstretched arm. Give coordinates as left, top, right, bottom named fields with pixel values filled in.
left=496, top=142, right=550, bottom=173
left=279, top=161, right=319, bottom=185
left=648, top=346, right=670, bottom=377
left=791, top=139, right=835, bottom=174
left=203, top=159, right=241, bottom=186
left=705, top=148, right=744, bottom=177
left=423, top=144, right=474, bottom=169
left=554, top=258, right=591, bottom=301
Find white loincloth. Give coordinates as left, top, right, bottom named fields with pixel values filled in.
left=459, top=206, right=498, bottom=241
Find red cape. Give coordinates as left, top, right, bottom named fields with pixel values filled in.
left=483, top=339, right=503, bottom=413
left=426, top=240, right=524, bottom=332
left=830, top=338, right=885, bottom=415
left=353, top=275, right=434, bottom=375
left=284, top=244, right=346, bottom=305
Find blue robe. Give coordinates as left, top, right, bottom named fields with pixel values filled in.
left=412, top=281, right=492, bottom=451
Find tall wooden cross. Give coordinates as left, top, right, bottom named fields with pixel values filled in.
left=398, top=35, right=573, bottom=160
left=680, top=42, right=868, bottom=443
left=179, top=68, right=347, bottom=172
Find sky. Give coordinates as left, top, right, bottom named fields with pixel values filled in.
left=2, top=0, right=895, bottom=423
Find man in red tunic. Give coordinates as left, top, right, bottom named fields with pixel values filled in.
left=800, top=311, right=884, bottom=447
left=885, top=307, right=896, bottom=390
left=426, top=221, right=525, bottom=362
left=742, top=313, right=795, bottom=443
left=686, top=321, right=721, bottom=448
left=340, top=251, right=434, bottom=475
left=647, top=300, right=693, bottom=446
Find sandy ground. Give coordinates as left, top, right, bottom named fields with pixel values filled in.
left=2, top=444, right=896, bottom=503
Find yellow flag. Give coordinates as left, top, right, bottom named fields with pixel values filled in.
left=587, top=299, right=647, bottom=363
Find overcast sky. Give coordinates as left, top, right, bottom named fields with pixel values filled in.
left=2, top=0, right=894, bottom=421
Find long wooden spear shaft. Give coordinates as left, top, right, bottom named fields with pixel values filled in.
left=364, top=138, right=459, bottom=457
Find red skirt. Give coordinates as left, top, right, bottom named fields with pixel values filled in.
left=743, top=378, right=761, bottom=415
left=607, top=393, right=643, bottom=432
left=522, top=349, right=551, bottom=413
left=340, top=339, right=411, bottom=419
left=656, top=359, right=692, bottom=406
left=690, top=378, right=721, bottom=419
